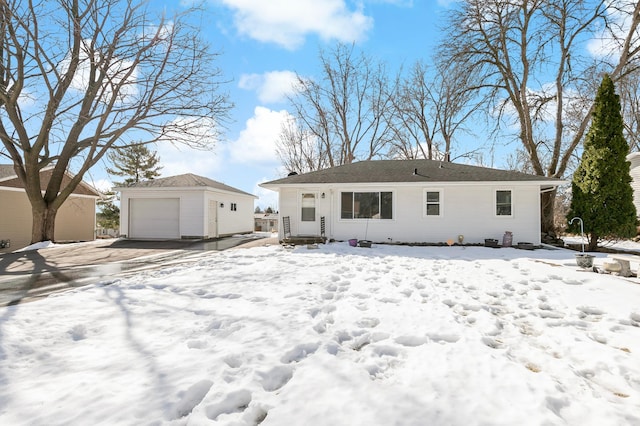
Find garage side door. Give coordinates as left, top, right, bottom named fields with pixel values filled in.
left=129, top=198, right=180, bottom=239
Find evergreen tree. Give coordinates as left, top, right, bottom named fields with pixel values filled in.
left=106, top=145, right=162, bottom=186
left=96, top=190, right=120, bottom=231
left=101, top=144, right=162, bottom=231
left=567, top=75, right=637, bottom=251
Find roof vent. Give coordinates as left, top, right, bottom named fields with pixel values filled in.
left=287, top=171, right=298, bottom=176
left=413, top=168, right=418, bottom=176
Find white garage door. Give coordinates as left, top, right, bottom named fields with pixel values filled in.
left=129, top=198, right=180, bottom=239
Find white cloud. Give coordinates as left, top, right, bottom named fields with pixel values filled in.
left=238, top=70, right=299, bottom=103
left=218, top=0, right=373, bottom=49
left=154, top=141, right=224, bottom=178
left=59, top=39, right=138, bottom=104
left=587, top=2, right=640, bottom=58
left=253, top=180, right=279, bottom=210
left=89, top=178, right=114, bottom=193
left=228, top=106, right=292, bottom=165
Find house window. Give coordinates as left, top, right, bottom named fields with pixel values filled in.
left=496, top=190, right=512, bottom=216
left=301, top=193, right=316, bottom=221
left=425, top=191, right=441, bottom=216
left=341, top=191, right=393, bottom=219
left=230, top=203, right=237, bottom=211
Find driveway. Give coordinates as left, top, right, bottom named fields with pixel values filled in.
left=0, top=235, right=278, bottom=306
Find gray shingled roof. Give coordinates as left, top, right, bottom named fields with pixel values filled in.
left=121, top=173, right=255, bottom=197
left=0, top=164, right=16, bottom=180
left=262, top=159, right=564, bottom=186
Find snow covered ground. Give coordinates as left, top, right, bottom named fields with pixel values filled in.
left=1, top=240, right=639, bottom=425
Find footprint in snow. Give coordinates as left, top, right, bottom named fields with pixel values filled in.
left=394, top=335, right=428, bottom=347
left=68, top=325, right=87, bottom=341
left=482, top=336, right=503, bottom=349
left=577, top=306, right=605, bottom=321
left=173, top=379, right=213, bottom=419
left=400, top=288, right=413, bottom=297
left=257, top=365, right=294, bottom=392
left=371, top=344, right=402, bottom=358
left=356, top=317, right=380, bottom=328
left=186, top=340, right=206, bottom=349
left=223, top=354, right=243, bottom=369
left=205, top=389, right=252, bottom=421
left=281, top=342, right=320, bottom=363
left=427, top=332, right=461, bottom=343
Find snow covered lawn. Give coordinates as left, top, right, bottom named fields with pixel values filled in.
left=1, top=242, right=639, bottom=425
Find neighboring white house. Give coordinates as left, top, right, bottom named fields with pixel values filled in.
left=117, top=173, right=256, bottom=240
left=260, top=159, right=565, bottom=245
left=627, top=152, right=640, bottom=217
left=254, top=212, right=279, bottom=232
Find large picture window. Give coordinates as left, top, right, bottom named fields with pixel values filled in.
left=496, top=190, right=512, bottom=216
left=341, top=192, right=392, bottom=219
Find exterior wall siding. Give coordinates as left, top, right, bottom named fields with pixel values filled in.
left=277, top=183, right=542, bottom=245
left=55, top=196, right=96, bottom=242
left=628, top=154, right=640, bottom=218
left=0, top=190, right=96, bottom=252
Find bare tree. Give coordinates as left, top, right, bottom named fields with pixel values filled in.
left=386, top=60, right=485, bottom=161
left=275, top=117, right=328, bottom=174
left=385, top=61, right=438, bottom=160
left=0, top=0, right=231, bottom=243
left=284, top=43, right=393, bottom=169
left=618, top=70, right=640, bottom=151
left=438, top=0, right=640, bottom=233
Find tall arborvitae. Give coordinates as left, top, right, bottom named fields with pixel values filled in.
left=567, top=74, right=637, bottom=251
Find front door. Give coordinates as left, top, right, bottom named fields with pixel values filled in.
left=208, top=200, right=218, bottom=238
left=299, top=192, right=317, bottom=235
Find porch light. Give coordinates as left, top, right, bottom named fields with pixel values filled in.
left=321, top=192, right=325, bottom=199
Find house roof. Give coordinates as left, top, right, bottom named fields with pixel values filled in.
left=0, top=165, right=16, bottom=180
left=119, top=173, right=256, bottom=197
left=0, top=164, right=101, bottom=196
left=261, top=159, right=565, bottom=187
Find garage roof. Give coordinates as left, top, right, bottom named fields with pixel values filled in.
left=119, top=173, right=255, bottom=197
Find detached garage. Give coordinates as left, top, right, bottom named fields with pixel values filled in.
left=117, top=173, right=256, bottom=240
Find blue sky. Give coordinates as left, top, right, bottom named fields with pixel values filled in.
left=86, top=0, right=454, bottom=210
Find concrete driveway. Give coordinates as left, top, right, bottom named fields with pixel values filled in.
left=0, top=236, right=278, bottom=306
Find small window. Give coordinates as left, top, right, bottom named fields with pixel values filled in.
left=426, top=191, right=441, bottom=216
left=301, top=193, right=316, bottom=221
left=230, top=203, right=237, bottom=211
left=496, top=190, right=512, bottom=216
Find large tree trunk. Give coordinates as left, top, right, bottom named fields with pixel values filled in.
left=540, top=190, right=557, bottom=235
left=31, top=205, right=58, bottom=244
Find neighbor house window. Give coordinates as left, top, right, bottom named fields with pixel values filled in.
left=301, top=193, right=316, bottom=221
left=496, top=190, right=512, bottom=216
left=230, top=203, right=237, bottom=211
left=425, top=191, right=441, bottom=216
left=341, top=192, right=392, bottom=219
